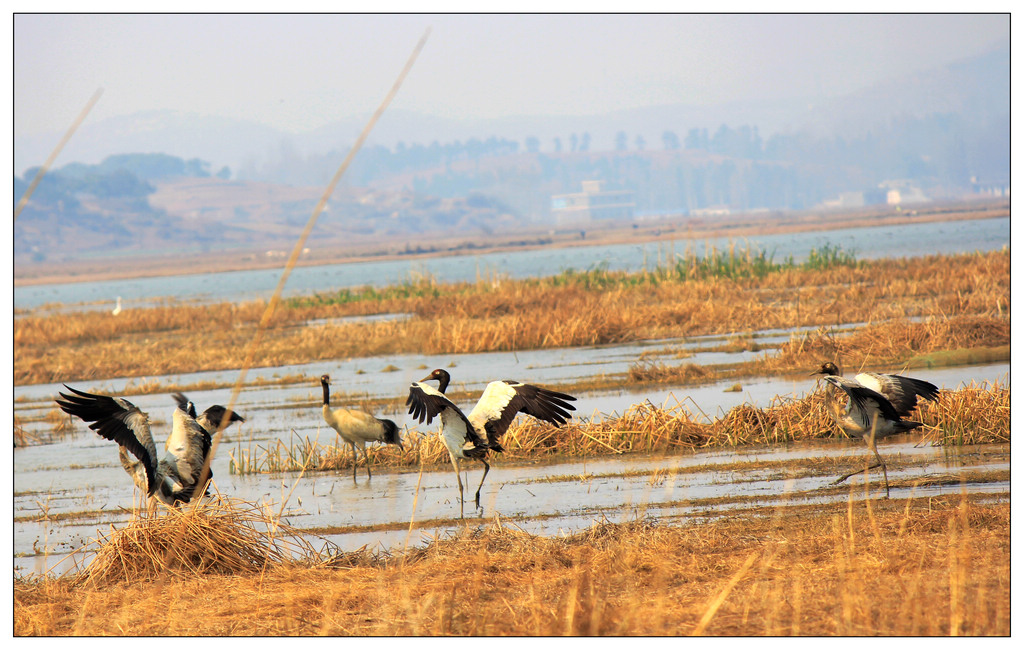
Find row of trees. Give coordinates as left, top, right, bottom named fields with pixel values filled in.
left=14, top=153, right=227, bottom=226
left=239, top=110, right=1006, bottom=218
left=408, top=153, right=812, bottom=216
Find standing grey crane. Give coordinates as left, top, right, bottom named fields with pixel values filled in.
left=320, top=374, right=403, bottom=481
left=813, top=361, right=939, bottom=418
left=820, top=375, right=926, bottom=498
left=55, top=385, right=224, bottom=508
left=407, top=368, right=576, bottom=517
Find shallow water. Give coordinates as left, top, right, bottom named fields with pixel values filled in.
left=16, top=435, right=1009, bottom=578
left=13, top=216, right=1010, bottom=311
left=14, top=283, right=1011, bottom=578
left=14, top=345, right=1010, bottom=578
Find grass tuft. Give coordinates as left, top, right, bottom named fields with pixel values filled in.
left=72, top=499, right=321, bottom=587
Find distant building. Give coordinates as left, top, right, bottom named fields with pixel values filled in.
left=691, top=206, right=731, bottom=217
left=970, top=176, right=1010, bottom=198
left=879, top=180, right=929, bottom=205
left=552, top=180, right=634, bottom=225
left=820, top=189, right=888, bottom=210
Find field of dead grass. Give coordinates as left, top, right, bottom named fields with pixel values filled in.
left=738, top=313, right=1010, bottom=377
left=13, top=493, right=1009, bottom=636
left=13, top=248, right=1008, bottom=386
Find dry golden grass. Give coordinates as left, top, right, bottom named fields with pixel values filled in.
left=229, top=382, right=1008, bottom=476
left=13, top=248, right=1008, bottom=385
left=73, top=499, right=322, bottom=587
left=748, top=313, right=1010, bottom=377
left=14, top=494, right=1010, bottom=636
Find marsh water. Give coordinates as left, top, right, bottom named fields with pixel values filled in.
left=13, top=335, right=1010, bottom=578
left=13, top=215, right=1011, bottom=576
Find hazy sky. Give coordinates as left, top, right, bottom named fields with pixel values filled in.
left=14, top=13, right=1008, bottom=137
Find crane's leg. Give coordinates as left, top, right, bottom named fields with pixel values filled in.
left=474, top=458, right=491, bottom=510
left=362, top=445, right=372, bottom=480
left=833, top=460, right=884, bottom=485
left=448, top=450, right=465, bottom=518
left=350, top=444, right=358, bottom=482
left=866, top=430, right=889, bottom=499
left=832, top=418, right=887, bottom=497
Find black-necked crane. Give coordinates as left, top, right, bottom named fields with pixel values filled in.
left=55, top=385, right=221, bottom=509
left=820, top=375, right=925, bottom=498
left=406, top=368, right=577, bottom=517
left=171, top=392, right=246, bottom=495
left=813, top=361, right=939, bottom=418
left=320, top=374, right=403, bottom=481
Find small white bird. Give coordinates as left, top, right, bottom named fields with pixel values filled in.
left=813, top=361, right=939, bottom=418
left=821, top=374, right=925, bottom=498
left=56, top=386, right=223, bottom=509
left=407, top=369, right=576, bottom=517
left=320, top=374, right=403, bottom=481
left=111, top=296, right=123, bottom=316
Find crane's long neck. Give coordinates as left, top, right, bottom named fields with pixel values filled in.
left=436, top=373, right=450, bottom=393
left=321, top=380, right=331, bottom=407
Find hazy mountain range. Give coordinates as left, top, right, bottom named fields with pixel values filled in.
left=15, top=40, right=1008, bottom=179
left=13, top=40, right=1008, bottom=271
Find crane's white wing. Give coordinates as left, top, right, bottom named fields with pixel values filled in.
left=826, top=376, right=903, bottom=435
left=854, top=372, right=939, bottom=418
left=468, top=381, right=576, bottom=448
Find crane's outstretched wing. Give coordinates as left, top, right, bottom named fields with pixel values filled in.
left=56, top=385, right=159, bottom=495
left=854, top=372, right=940, bottom=418
left=826, top=376, right=905, bottom=432
left=468, top=381, right=577, bottom=449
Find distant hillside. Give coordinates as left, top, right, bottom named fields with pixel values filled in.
left=13, top=42, right=1008, bottom=267
left=802, top=42, right=1009, bottom=137
left=13, top=153, right=518, bottom=265
left=15, top=40, right=1008, bottom=179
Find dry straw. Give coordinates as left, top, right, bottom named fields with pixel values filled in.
left=73, top=499, right=322, bottom=587
left=15, top=248, right=1008, bottom=385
